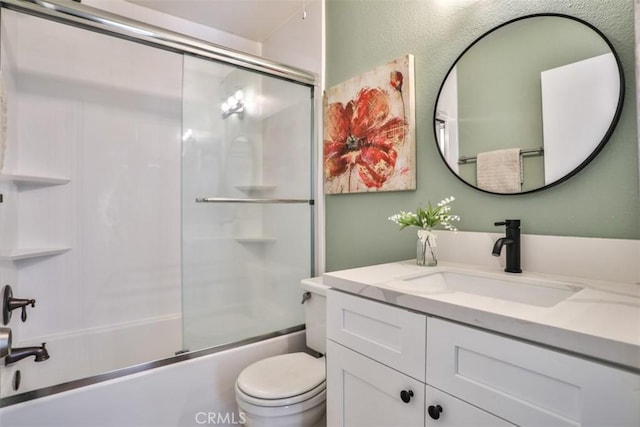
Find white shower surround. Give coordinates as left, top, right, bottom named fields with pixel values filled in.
left=0, top=0, right=323, bottom=407
left=0, top=8, right=183, bottom=396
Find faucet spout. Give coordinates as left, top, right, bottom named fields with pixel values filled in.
left=4, top=343, right=49, bottom=365
left=492, top=237, right=513, bottom=256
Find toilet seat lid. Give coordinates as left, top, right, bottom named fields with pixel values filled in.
left=237, top=352, right=325, bottom=400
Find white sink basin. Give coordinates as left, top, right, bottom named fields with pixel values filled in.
left=402, top=270, right=584, bottom=307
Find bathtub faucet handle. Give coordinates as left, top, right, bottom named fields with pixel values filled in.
left=3, top=285, right=37, bottom=325
left=19, top=300, right=36, bottom=322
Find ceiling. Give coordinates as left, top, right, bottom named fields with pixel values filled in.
left=127, top=0, right=304, bottom=42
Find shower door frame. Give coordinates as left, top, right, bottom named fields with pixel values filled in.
left=0, top=0, right=318, bottom=407
left=0, top=0, right=316, bottom=85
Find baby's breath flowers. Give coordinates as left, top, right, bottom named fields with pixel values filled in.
left=388, top=197, right=461, bottom=266
left=388, top=196, right=461, bottom=231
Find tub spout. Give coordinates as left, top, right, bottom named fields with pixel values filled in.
left=4, top=342, right=49, bottom=365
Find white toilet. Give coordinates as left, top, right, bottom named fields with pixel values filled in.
left=235, top=277, right=328, bottom=427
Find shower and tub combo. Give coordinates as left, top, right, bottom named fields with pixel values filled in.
left=0, top=0, right=318, bottom=422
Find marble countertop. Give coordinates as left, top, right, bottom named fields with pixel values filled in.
left=322, top=260, right=640, bottom=371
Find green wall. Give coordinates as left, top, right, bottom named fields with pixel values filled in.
left=325, top=0, right=638, bottom=272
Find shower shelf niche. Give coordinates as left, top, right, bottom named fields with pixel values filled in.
left=0, top=173, right=71, bottom=186
left=0, top=248, right=71, bottom=261
left=235, top=185, right=276, bottom=193
left=234, top=237, right=276, bottom=243
left=0, top=173, right=71, bottom=262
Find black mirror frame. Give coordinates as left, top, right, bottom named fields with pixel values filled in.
left=433, top=13, right=625, bottom=195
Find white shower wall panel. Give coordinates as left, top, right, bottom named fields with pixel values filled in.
left=2, top=9, right=182, bottom=371
left=77, top=105, right=181, bottom=328
left=262, top=82, right=312, bottom=199
left=0, top=315, right=181, bottom=397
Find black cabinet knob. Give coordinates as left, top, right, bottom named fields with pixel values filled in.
left=428, top=404, right=443, bottom=420
left=400, top=389, right=414, bottom=403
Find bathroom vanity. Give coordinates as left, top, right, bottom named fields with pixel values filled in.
left=323, top=261, right=640, bottom=426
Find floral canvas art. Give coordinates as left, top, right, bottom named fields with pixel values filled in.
left=323, top=54, right=416, bottom=194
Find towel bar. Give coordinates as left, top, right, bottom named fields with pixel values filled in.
left=458, top=147, right=544, bottom=165
left=196, top=197, right=313, bottom=204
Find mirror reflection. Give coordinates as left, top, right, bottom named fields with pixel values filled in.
left=434, top=14, right=623, bottom=194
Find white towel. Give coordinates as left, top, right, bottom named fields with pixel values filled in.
left=476, top=148, right=522, bottom=193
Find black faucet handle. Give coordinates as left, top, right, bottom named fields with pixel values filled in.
left=495, top=219, right=520, bottom=228
left=20, top=302, right=35, bottom=322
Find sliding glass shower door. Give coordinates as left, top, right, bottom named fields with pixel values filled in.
left=181, top=57, right=314, bottom=351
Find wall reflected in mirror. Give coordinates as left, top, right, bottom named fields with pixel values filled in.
left=434, top=14, right=624, bottom=194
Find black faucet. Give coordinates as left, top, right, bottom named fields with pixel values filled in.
left=4, top=343, right=49, bottom=365
left=492, top=220, right=522, bottom=273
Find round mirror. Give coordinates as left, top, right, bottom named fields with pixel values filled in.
left=433, top=14, right=624, bottom=194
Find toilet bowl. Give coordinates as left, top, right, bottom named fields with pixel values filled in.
left=236, top=352, right=326, bottom=427
left=235, top=278, right=328, bottom=427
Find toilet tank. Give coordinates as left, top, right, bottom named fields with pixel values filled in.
left=301, top=277, right=329, bottom=354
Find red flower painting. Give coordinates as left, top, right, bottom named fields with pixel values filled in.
left=324, top=87, right=407, bottom=190
left=323, top=55, right=415, bottom=194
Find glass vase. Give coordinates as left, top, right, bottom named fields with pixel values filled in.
left=417, top=229, right=437, bottom=266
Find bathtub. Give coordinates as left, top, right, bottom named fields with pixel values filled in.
left=0, top=331, right=306, bottom=426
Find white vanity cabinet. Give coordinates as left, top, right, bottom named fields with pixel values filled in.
left=327, top=340, right=425, bottom=427
left=427, top=317, right=640, bottom=427
left=326, top=287, right=426, bottom=380
left=326, top=289, right=640, bottom=427
left=326, top=287, right=426, bottom=427
left=327, top=290, right=511, bottom=427
left=424, top=385, right=513, bottom=426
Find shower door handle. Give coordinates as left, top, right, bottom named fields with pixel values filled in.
left=196, top=197, right=313, bottom=205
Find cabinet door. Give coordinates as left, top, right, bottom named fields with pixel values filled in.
left=425, top=385, right=514, bottom=426
left=427, top=317, right=640, bottom=426
left=327, top=289, right=426, bottom=380
left=327, top=340, right=424, bottom=427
